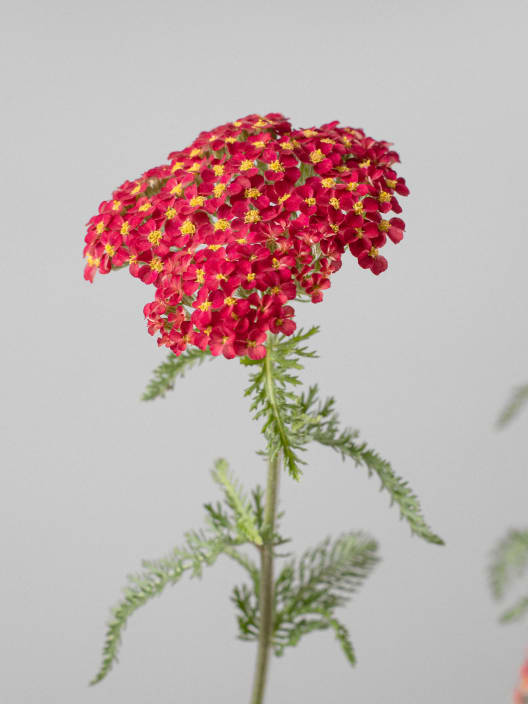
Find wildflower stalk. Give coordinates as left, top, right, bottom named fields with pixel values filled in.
left=250, top=345, right=281, bottom=704
left=250, top=451, right=280, bottom=704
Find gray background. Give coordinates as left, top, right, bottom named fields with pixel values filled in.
left=2, top=0, right=527, bottom=701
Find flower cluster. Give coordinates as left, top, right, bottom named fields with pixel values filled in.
left=83, top=113, right=409, bottom=359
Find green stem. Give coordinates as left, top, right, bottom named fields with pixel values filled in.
left=250, top=451, right=280, bottom=704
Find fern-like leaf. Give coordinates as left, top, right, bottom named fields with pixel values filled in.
left=243, top=328, right=319, bottom=479
left=500, top=595, right=528, bottom=623
left=141, top=348, right=212, bottom=401
left=271, top=533, right=378, bottom=661
left=497, top=384, right=528, bottom=428
left=489, top=529, right=528, bottom=600
left=295, top=386, right=444, bottom=545
left=212, top=458, right=263, bottom=545
left=92, top=460, right=262, bottom=685
left=91, top=530, right=231, bottom=685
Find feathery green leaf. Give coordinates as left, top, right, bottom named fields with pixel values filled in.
left=497, top=384, right=528, bottom=428
left=90, top=530, right=231, bottom=685
left=231, top=532, right=376, bottom=664
left=500, top=595, right=528, bottom=623
left=212, top=458, right=263, bottom=545
left=295, top=386, right=444, bottom=545
left=489, top=529, right=528, bottom=600
left=141, top=348, right=212, bottom=401
left=271, top=532, right=378, bottom=661
left=243, top=328, right=319, bottom=479
left=92, top=459, right=262, bottom=685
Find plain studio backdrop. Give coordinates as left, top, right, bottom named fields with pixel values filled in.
left=1, top=1, right=527, bottom=702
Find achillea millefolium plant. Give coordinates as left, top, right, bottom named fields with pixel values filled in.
left=83, top=113, right=443, bottom=703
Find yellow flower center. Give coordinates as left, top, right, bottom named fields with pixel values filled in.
left=378, top=219, right=390, bottom=232
left=95, top=222, right=105, bottom=234
left=138, top=201, right=152, bottom=212
left=199, top=300, right=212, bottom=311
left=329, top=197, right=340, bottom=210
left=320, top=138, right=335, bottom=144
left=245, top=188, right=261, bottom=199
left=223, top=296, right=236, bottom=306
left=190, top=148, right=202, bottom=158
left=379, top=191, right=391, bottom=203
left=180, top=219, right=196, bottom=235
left=278, top=193, right=291, bottom=204
left=171, top=162, right=184, bottom=172
left=353, top=201, right=364, bottom=215
left=240, top=159, right=254, bottom=171
left=272, top=257, right=280, bottom=269
left=215, top=272, right=227, bottom=280
left=87, top=254, right=100, bottom=266
left=209, top=244, right=223, bottom=251
left=369, top=247, right=379, bottom=258
left=148, top=229, right=163, bottom=246
left=120, top=222, right=130, bottom=236
left=346, top=181, right=358, bottom=191
left=269, top=160, right=284, bottom=173
left=112, top=200, right=121, bottom=211
left=196, top=268, right=205, bottom=283
left=170, top=183, right=184, bottom=196
left=359, top=159, right=371, bottom=169
left=310, top=149, right=324, bottom=164
left=214, top=219, right=229, bottom=231
left=244, top=209, right=261, bottom=223
left=131, top=183, right=141, bottom=194
left=236, top=237, right=247, bottom=244
left=281, top=141, right=294, bottom=150
left=165, top=207, right=177, bottom=219
left=213, top=164, right=225, bottom=177
left=188, top=162, right=201, bottom=172
left=150, top=256, right=163, bottom=272
left=189, top=195, right=205, bottom=207
left=247, top=272, right=256, bottom=281
left=303, top=129, right=318, bottom=137
left=213, top=183, right=226, bottom=198
left=385, top=179, right=397, bottom=188
left=330, top=223, right=339, bottom=233
left=305, top=197, right=316, bottom=206
left=321, top=178, right=335, bottom=189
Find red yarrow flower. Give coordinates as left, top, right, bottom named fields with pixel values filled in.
left=83, top=113, right=409, bottom=358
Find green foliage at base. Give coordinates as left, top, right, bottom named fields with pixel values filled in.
left=489, top=528, right=528, bottom=623
left=232, top=532, right=378, bottom=665
left=91, top=460, right=261, bottom=685
left=91, top=327, right=445, bottom=688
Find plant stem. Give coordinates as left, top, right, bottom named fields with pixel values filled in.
left=250, top=451, right=280, bottom=704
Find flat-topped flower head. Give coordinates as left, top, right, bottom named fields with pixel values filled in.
left=83, top=113, right=409, bottom=358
